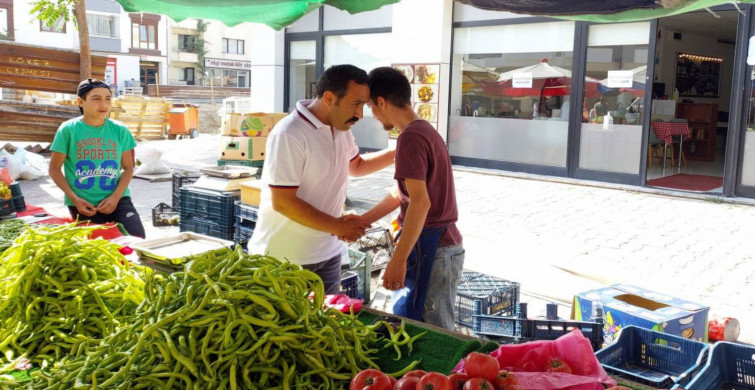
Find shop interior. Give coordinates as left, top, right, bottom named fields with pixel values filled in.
left=645, top=10, right=737, bottom=193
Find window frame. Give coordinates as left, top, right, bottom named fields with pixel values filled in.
left=87, top=13, right=119, bottom=38
left=222, top=38, right=245, bottom=54
left=129, top=13, right=160, bottom=54
left=0, top=0, right=12, bottom=40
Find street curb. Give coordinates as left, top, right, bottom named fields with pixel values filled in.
left=452, top=166, right=755, bottom=207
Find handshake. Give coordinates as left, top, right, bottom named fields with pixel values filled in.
left=333, top=214, right=372, bottom=243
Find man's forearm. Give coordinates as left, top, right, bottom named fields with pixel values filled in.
left=273, top=195, right=340, bottom=234
left=362, top=191, right=400, bottom=225
left=350, top=148, right=395, bottom=177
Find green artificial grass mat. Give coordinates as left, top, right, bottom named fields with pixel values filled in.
left=358, top=311, right=500, bottom=375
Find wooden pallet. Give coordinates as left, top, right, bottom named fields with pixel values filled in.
left=112, top=96, right=169, bottom=140
left=0, top=101, right=79, bottom=142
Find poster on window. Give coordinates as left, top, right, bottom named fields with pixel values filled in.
left=104, top=58, right=117, bottom=86
left=390, top=63, right=441, bottom=138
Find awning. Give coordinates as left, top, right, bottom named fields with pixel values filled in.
left=456, top=0, right=755, bottom=22
left=114, top=0, right=399, bottom=30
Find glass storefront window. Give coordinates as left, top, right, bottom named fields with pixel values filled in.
left=741, top=68, right=755, bottom=186
left=578, top=22, right=650, bottom=174
left=324, top=33, right=393, bottom=150
left=288, top=40, right=316, bottom=110
left=449, top=21, right=575, bottom=167
left=208, top=69, right=249, bottom=88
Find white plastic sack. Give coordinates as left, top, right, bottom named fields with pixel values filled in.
left=134, top=145, right=170, bottom=176
left=15, top=148, right=48, bottom=181
left=0, top=150, right=21, bottom=181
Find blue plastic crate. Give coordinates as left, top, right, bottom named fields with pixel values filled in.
left=234, top=223, right=254, bottom=244
left=674, top=341, right=755, bottom=390
left=179, top=186, right=239, bottom=227
left=340, top=271, right=359, bottom=299
left=234, top=201, right=259, bottom=224
left=172, top=171, right=201, bottom=207
left=180, top=215, right=235, bottom=241
left=596, top=326, right=709, bottom=388
left=455, top=275, right=519, bottom=328
left=10, top=196, right=25, bottom=212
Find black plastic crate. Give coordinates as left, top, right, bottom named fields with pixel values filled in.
left=680, top=341, right=755, bottom=390
left=9, top=182, right=22, bottom=197
left=10, top=196, right=25, bottom=212
left=472, top=314, right=605, bottom=352
left=179, top=186, right=239, bottom=227
left=180, top=215, right=234, bottom=241
left=234, top=223, right=254, bottom=244
left=218, top=159, right=264, bottom=168
left=152, top=202, right=180, bottom=227
left=455, top=275, right=520, bottom=328
left=234, top=201, right=259, bottom=224
left=0, top=198, right=12, bottom=216
left=348, top=227, right=393, bottom=271
left=172, top=171, right=201, bottom=207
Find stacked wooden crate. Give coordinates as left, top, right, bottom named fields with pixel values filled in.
left=111, top=96, right=170, bottom=140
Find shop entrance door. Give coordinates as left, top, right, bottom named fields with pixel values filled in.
left=285, top=39, right=317, bottom=112
left=645, top=10, right=738, bottom=193
left=140, top=61, right=158, bottom=95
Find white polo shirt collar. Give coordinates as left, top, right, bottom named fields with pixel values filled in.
left=296, top=100, right=329, bottom=131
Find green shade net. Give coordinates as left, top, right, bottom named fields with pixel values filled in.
left=114, top=0, right=399, bottom=30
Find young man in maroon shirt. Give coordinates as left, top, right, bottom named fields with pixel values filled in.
left=362, top=67, right=464, bottom=329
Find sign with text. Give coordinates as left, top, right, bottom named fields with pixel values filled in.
left=512, top=73, right=533, bottom=88
left=205, top=58, right=251, bottom=70
left=606, top=70, right=633, bottom=88
left=105, top=58, right=117, bottom=86
left=0, top=41, right=106, bottom=94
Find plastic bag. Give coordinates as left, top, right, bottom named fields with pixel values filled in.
left=0, top=150, right=21, bottom=181
left=15, top=148, right=48, bottom=180
left=134, top=146, right=170, bottom=176
left=452, top=330, right=615, bottom=390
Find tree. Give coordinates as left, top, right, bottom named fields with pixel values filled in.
left=30, top=0, right=91, bottom=79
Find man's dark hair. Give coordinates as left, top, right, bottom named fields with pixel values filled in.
left=315, top=65, right=369, bottom=101
left=368, top=67, right=411, bottom=108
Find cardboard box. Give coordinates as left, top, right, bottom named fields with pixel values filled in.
left=223, top=112, right=287, bottom=137
left=240, top=180, right=262, bottom=207
left=571, top=284, right=709, bottom=344
left=219, top=136, right=266, bottom=161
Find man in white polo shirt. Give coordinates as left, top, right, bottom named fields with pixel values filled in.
left=249, top=65, right=396, bottom=294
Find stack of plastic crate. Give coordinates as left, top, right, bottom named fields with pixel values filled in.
left=340, top=249, right=371, bottom=303
left=178, top=186, right=239, bottom=241
left=455, top=272, right=520, bottom=328
left=234, top=201, right=258, bottom=245
left=172, top=171, right=201, bottom=207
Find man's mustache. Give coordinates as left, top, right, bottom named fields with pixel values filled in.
left=346, top=117, right=359, bottom=124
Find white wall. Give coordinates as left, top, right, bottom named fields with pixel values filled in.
left=204, top=20, right=254, bottom=61
left=12, top=1, right=78, bottom=49
left=656, top=27, right=735, bottom=112
left=114, top=54, right=140, bottom=89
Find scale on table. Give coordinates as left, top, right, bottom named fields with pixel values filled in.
left=190, top=165, right=261, bottom=192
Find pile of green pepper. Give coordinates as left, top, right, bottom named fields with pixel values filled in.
left=32, top=248, right=418, bottom=389
left=0, top=219, right=27, bottom=254
left=0, top=224, right=145, bottom=367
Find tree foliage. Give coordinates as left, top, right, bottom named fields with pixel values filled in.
left=30, top=0, right=76, bottom=28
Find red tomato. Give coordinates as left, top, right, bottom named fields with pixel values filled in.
left=463, top=352, right=500, bottom=382
left=404, top=369, right=428, bottom=379
left=545, top=358, right=572, bottom=374
left=393, top=376, right=418, bottom=390
left=492, top=370, right=518, bottom=390
left=462, top=378, right=495, bottom=390
left=350, top=369, right=392, bottom=390
left=388, top=376, right=397, bottom=388
left=417, top=372, right=452, bottom=390
left=448, top=373, right=469, bottom=390
left=503, top=386, right=523, bottom=390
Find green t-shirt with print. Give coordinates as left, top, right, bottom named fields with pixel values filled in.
left=50, top=117, right=136, bottom=206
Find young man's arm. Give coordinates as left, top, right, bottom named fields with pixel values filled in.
left=97, top=149, right=134, bottom=214
left=381, top=178, right=431, bottom=290
left=270, top=187, right=371, bottom=242
left=361, top=185, right=400, bottom=225
left=349, top=148, right=395, bottom=177
left=48, top=151, right=97, bottom=216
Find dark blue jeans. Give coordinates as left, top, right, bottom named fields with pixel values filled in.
left=68, top=196, right=145, bottom=238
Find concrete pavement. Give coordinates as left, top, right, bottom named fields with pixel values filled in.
left=17, top=133, right=755, bottom=343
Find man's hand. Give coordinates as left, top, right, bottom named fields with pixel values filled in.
left=96, top=195, right=120, bottom=215
left=334, top=214, right=371, bottom=243
left=382, top=254, right=408, bottom=291
left=75, top=197, right=97, bottom=216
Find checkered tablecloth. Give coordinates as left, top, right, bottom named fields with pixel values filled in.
left=651, top=122, right=690, bottom=144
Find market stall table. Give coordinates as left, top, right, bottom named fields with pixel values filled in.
left=650, top=121, right=690, bottom=174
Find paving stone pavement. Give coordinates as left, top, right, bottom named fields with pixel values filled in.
left=17, top=134, right=755, bottom=343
